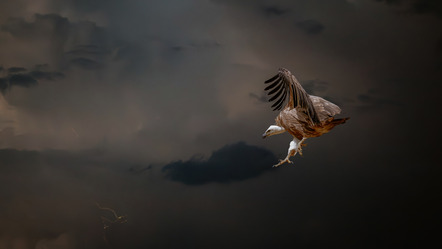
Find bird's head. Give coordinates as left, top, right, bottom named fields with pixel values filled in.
left=262, top=125, right=285, bottom=139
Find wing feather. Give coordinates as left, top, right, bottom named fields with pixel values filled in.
left=268, top=83, right=285, bottom=101
left=264, top=74, right=279, bottom=83
left=273, top=95, right=286, bottom=110
left=267, top=81, right=284, bottom=95
left=264, top=68, right=320, bottom=124
left=271, top=86, right=287, bottom=110
left=264, top=77, right=282, bottom=91
left=309, top=95, right=341, bottom=121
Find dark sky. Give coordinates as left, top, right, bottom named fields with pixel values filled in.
left=0, top=0, right=441, bottom=248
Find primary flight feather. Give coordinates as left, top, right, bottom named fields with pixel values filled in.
left=262, top=68, right=349, bottom=167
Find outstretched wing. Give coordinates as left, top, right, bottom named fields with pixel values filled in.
left=264, top=68, right=320, bottom=124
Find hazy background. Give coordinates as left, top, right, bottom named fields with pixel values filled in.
left=0, top=0, right=441, bottom=248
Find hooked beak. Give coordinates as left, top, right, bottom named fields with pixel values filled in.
left=262, top=133, right=267, bottom=139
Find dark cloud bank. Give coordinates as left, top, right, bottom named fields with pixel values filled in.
left=1, top=13, right=114, bottom=72
left=0, top=65, right=64, bottom=93
left=1, top=139, right=441, bottom=248
left=162, top=142, right=278, bottom=185
left=0, top=142, right=282, bottom=248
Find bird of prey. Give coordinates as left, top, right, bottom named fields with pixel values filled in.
left=262, top=68, right=349, bottom=167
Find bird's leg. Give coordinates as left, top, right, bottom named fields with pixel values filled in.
left=297, top=138, right=306, bottom=156
left=273, top=138, right=300, bottom=167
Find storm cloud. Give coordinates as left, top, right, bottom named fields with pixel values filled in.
left=0, top=0, right=441, bottom=248
left=162, top=142, right=278, bottom=185
left=0, top=65, right=63, bottom=93
left=7, top=67, right=27, bottom=73
left=262, top=5, right=290, bottom=16
left=0, top=136, right=440, bottom=248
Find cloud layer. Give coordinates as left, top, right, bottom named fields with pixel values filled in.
left=162, top=142, right=278, bottom=184
left=0, top=0, right=441, bottom=248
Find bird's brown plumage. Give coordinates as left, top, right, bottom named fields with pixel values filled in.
left=265, top=68, right=349, bottom=140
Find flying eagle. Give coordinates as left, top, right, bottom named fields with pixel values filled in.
left=262, top=68, right=349, bottom=167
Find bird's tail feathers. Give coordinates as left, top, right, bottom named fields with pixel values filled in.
left=317, top=117, right=349, bottom=134
left=330, top=117, right=349, bottom=125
